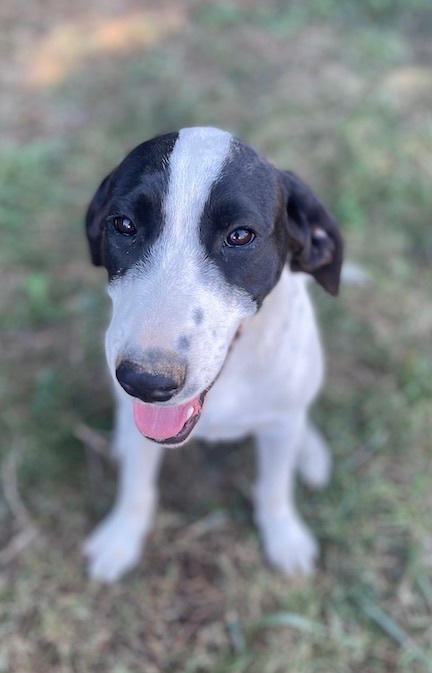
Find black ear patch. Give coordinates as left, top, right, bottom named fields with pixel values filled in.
left=279, top=170, right=343, bottom=296
left=85, top=171, right=115, bottom=266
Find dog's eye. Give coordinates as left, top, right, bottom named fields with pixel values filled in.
left=225, top=228, right=255, bottom=247
left=113, top=216, right=137, bottom=236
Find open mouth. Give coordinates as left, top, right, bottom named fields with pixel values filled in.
left=131, top=326, right=243, bottom=446
left=133, top=389, right=207, bottom=446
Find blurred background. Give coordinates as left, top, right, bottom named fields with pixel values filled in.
left=1, top=1, right=432, bottom=671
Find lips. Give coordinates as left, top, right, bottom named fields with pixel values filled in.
left=133, top=391, right=206, bottom=445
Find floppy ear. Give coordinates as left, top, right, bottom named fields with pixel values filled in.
left=279, top=170, right=343, bottom=296
left=85, top=172, right=115, bottom=266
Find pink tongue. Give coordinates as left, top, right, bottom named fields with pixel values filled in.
left=133, top=398, right=199, bottom=440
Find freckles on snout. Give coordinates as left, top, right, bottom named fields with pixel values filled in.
left=192, top=308, right=204, bottom=326
left=176, top=335, right=191, bottom=352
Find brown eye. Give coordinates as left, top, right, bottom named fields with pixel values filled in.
left=225, top=228, right=255, bottom=247
left=113, top=216, right=136, bottom=236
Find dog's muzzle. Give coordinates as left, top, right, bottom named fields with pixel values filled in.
left=116, top=327, right=243, bottom=446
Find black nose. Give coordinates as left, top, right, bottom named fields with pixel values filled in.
left=116, top=349, right=187, bottom=403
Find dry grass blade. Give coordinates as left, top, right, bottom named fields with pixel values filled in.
left=0, top=528, right=39, bottom=566
left=74, top=422, right=110, bottom=457
left=0, top=444, right=40, bottom=564
left=177, top=510, right=228, bottom=546
left=355, top=595, right=432, bottom=672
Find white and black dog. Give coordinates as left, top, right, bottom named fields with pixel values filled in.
left=83, top=126, right=343, bottom=583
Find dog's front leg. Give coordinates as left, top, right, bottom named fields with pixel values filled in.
left=83, top=395, right=164, bottom=583
left=254, top=411, right=318, bottom=576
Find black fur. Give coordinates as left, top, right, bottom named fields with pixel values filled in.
left=85, top=131, right=342, bottom=298
left=199, top=141, right=289, bottom=306
left=85, top=133, right=178, bottom=275
left=280, top=170, right=343, bottom=296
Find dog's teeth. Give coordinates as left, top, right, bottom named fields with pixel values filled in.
left=186, top=406, right=194, bottom=420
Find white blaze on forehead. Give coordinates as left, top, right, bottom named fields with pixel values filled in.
left=164, top=127, right=233, bottom=239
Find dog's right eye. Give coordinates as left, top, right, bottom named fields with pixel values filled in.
left=112, top=216, right=137, bottom=236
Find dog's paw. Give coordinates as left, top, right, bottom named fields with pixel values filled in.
left=297, top=424, right=332, bottom=490
left=256, top=512, right=318, bottom=576
left=83, top=509, right=149, bottom=583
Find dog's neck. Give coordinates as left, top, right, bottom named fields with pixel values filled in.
left=243, top=268, right=309, bottom=340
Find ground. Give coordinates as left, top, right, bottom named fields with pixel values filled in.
left=1, top=1, right=432, bottom=671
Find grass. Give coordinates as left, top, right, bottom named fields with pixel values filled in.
left=1, top=0, right=432, bottom=671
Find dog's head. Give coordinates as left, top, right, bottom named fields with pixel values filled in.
left=86, top=127, right=342, bottom=445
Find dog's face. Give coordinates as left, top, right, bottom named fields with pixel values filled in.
left=86, top=127, right=342, bottom=446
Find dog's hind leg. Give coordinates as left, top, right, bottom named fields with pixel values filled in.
left=253, top=411, right=318, bottom=576
left=297, top=422, right=332, bottom=490
left=83, top=391, right=164, bottom=583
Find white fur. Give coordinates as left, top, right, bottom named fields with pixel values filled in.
left=83, top=389, right=164, bottom=582
left=84, top=270, right=330, bottom=581
left=164, top=127, right=232, bottom=241
left=83, top=127, right=332, bottom=582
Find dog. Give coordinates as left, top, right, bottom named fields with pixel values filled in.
left=83, top=126, right=343, bottom=583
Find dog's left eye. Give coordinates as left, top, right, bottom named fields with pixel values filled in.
left=225, top=228, right=255, bottom=247
left=112, top=216, right=137, bottom=236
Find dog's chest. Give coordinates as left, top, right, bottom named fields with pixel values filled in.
left=193, top=273, right=324, bottom=442
left=194, top=379, right=288, bottom=441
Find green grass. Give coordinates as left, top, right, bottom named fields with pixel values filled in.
left=1, top=0, right=432, bottom=671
